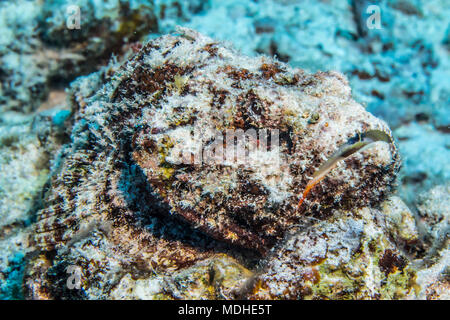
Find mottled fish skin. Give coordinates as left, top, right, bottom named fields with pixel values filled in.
left=26, top=28, right=400, bottom=298
left=121, top=28, right=400, bottom=251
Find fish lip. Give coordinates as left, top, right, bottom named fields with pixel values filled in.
left=298, top=129, right=398, bottom=209
left=319, top=129, right=395, bottom=175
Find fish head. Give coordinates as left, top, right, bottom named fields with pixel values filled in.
left=293, top=76, right=401, bottom=215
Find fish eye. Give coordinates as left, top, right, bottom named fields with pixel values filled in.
left=346, top=133, right=361, bottom=145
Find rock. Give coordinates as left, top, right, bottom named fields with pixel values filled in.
left=395, top=123, right=450, bottom=206
left=381, top=196, right=419, bottom=245
left=0, top=0, right=158, bottom=114
left=0, top=108, right=68, bottom=299
left=413, top=183, right=449, bottom=300
left=245, top=204, right=418, bottom=300
left=149, top=255, right=252, bottom=300
left=0, top=0, right=46, bottom=114
left=415, top=247, right=449, bottom=300
left=173, top=0, right=450, bottom=129
left=416, top=184, right=449, bottom=254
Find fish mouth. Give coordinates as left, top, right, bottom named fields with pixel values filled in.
left=298, top=129, right=397, bottom=209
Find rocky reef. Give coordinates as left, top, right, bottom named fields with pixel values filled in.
left=0, top=0, right=158, bottom=114
left=0, top=0, right=448, bottom=300
left=19, top=29, right=446, bottom=300
left=0, top=108, right=69, bottom=299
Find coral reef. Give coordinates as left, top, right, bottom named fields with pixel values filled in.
left=1, top=0, right=447, bottom=201
left=0, top=0, right=158, bottom=114
left=173, top=0, right=449, bottom=130
left=246, top=190, right=448, bottom=300
left=245, top=201, right=418, bottom=300
left=416, top=184, right=449, bottom=255
left=25, top=28, right=404, bottom=299
left=395, top=123, right=450, bottom=205
left=414, top=184, right=449, bottom=300
left=0, top=0, right=447, bottom=300
left=168, top=0, right=449, bottom=208
left=0, top=107, right=69, bottom=299
left=0, top=0, right=45, bottom=113
left=110, top=254, right=252, bottom=300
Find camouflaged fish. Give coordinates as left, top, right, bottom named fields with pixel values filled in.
left=26, top=28, right=400, bottom=298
